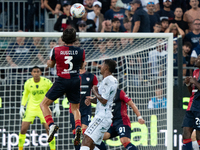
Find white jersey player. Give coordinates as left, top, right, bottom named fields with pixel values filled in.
left=81, top=59, right=118, bottom=150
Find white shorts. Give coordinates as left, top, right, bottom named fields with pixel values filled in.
left=84, top=116, right=112, bottom=145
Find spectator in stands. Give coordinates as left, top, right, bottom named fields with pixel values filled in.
left=111, top=18, right=123, bottom=32
left=49, top=39, right=57, bottom=49
left=148, top=86, right=167, bottom=109
left=104, top=0, right=126, bottom=31
left=160, top=18, right=169, bottom=32
left=130, top=0, right=150, bottom=32
left=170, top=7, right=189, bottom=34
left=123, top=17, right=132, bottom=32
left=157, top=0, right=174, bottom=21
left=48, top=39, right=57, bottom=76
left=148, top=39, right=167, bottom=78
left=190, top=39, right=200, bottom=65
left=44, top=0, right=61, bottom=18
left=146, top=1, right=160, bottom=32
left=120, top=37, right=130, bottom=50
left=183, top=0, right=200, bottom=31
left=164, top=23, right=185, bottom=38
left=184, top=19, right=200, bottom=51
left=77, top=20, right=92, bottom=42
left=153, top=22, right=162, bottom=33
left=54, top=1, right=78, bottom=32
left=6, top=30, right=43, bottom=67
left=182, top=41, right=193, bottom=76
left=80, top=9, right=96, bottom=32
left=173, top=40, right=186, bottom=80
left=84, top=0, right=94, bottom=12
left=141, top=0, right=160, bottom=11
left=32, top=37, right=46, bottom=63
left=101, top=20, right=112, bottom=32
left=87, top=1, right=104, bottom=32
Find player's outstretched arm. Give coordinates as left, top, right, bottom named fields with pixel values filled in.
left=127, top=100, right=145, bottom=124
left=92, top=85, right=108, bottom=105
left=47, top=60, right=56, bottom=68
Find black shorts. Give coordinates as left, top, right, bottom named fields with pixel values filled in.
left=70, top=112, right=91, bottom=131
left=107, top=124, right=131, bottom=139
left=46, top=77, right=80, bottom=104
left=182, top=111, right=200, bottom=130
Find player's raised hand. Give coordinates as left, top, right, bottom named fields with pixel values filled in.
left=53, top=104, right=60, bottom=117
left=138, top=118, right=145, bottom=124
left=19, top=105, right=25, bottom=118
left=85, top=96, right=92, bottom=106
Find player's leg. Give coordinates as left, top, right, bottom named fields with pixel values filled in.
left=120, top=137, right=137, bottom=150
left=196, top=130, right=200, bottom=149
left=18, top=121, right=31, bottom=150
left=191, top=130, right=199, bottom=150
left=80, top=134, right=95, bottom=150
left=43, top=123, right=56, bottom=150
left=182, top=111, right=195, bottom=150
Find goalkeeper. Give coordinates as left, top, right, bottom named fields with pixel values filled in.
left=18, top=66, right=60, bottom=150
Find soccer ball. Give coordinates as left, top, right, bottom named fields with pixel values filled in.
left=70, top=3, right=85, bottom=18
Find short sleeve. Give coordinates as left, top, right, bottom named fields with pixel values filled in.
left=82, top=49, right=85, bottom=62
left=92, top=74, right=98, bottom=86
left=50, top=48, right=56, bottom=61
left=119, top=90, right=131, bottom=103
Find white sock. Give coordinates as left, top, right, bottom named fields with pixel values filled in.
left=192, top=141, right=199, bottom=150
left=93, top=146, right=100, bottom=150
left=80, top=146, right=90, bottom=150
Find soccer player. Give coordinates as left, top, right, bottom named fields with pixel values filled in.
left=18, top=66, right=60, bottom=150
left=70, top=61, right=99, bottom=150
left=80, top=59, right=118, bottom=150
left=40, top=28, right=85, bottom=145
left=182, top=55, right=200, bottom=150
left=103, top=88, right=145, bottom=150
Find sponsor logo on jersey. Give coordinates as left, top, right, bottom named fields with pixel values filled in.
left=36, top=85, right=39, bottom=88
left=32, top=90, right=44, bottom=95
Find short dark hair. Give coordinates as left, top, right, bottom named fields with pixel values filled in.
left=154, top=22, right=161, bottom=26
left=61, top=28, right=77, bottom=44
left=49, top=39, right=57, bottom=44
left=161, top=18, right=169, bottom=23
left=183, top=41, right=192, bottom=49
left=104, top=59, right=117, bottom=73
left=123, top=18, right=130, bottom=24
left=31, top=66, right=41, bottom=72
left=112, top=18, right=120, bottom=23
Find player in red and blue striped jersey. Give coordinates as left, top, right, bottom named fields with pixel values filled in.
left=103, top=89, right=145, bottom=150
left=40, top=28, right=85, bottom=145
left=182, top=55, right=200, bottom=150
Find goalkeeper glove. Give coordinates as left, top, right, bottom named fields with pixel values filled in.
left=19, top=105, right=25, bottom=118
left=53, top=103, right=60, bottom=117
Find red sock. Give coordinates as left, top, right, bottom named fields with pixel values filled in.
left=45, top=115, right=54, bottom=127
left=183, top=138, right=192, bottom=144
left=75, top=120, right=81, bottom=129
left=82, top=128, right=86, bottom=134
left=197, top=140, right=200, bottom=145
left=72, top=129, right=76, bottom=135
left=122, top=141, right=131, bottom=148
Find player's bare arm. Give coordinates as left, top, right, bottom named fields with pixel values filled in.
left=92, top=85, right=108, bottom=105
left=189, top=76, right=200, bottom=90
left=85, top=96, right=97, bottom=106
left=47, top=60, right=56, bottom=68
left=184, top=76, right=192, bottom=95
left=127, top=100, right=145, bottom=124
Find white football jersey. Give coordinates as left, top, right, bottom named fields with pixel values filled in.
left=95, top=75, right=118, bottom=119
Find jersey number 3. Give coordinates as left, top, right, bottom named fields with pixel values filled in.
left=64, top=56, right=73, bottom=71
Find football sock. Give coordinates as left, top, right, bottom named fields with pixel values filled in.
left=82, top=128, right=86, bottom=134
left=123, top=142, right=137, bottom=150
left=73, top=129, right=81, bottom=150
left=45, top=115, right=54, bottom=127
left=80, top=146, right=90, bottom=150
left=182, top=139, right=192, bottom=150
left=197, top=140, right=200, bottom=149
left=18, top=133, right=26, bottom=149
left=96, top=142, right=107, bottom=150
left=49, top=137, right=56, bottom=150
left=75, top=120, right=81, bottom=129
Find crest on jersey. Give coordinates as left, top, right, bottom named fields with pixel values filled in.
left=36, top=85, right=39, bottom=88
left=86, top=77, right=90, bottom=81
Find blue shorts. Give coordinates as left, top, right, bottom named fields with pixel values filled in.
left=107, top=124, right=131, bottom=139
left=182, top=111, right=200, bottom=130
left=46, top=77, right=80, bottom=104
left=70, top=112, right=91, bottom=131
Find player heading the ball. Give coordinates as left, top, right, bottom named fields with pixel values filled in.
left=40, top=27, right=85, bottom=145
